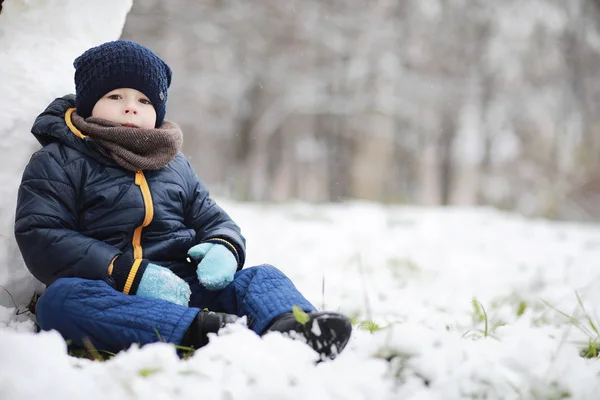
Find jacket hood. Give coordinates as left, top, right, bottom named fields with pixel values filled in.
left=31, top=95, right=113, bottom=164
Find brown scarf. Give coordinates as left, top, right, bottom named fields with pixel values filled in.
left=71, top=112, right=183, bottom=171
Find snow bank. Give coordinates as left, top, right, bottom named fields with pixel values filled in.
left=0, top=0, right=133, bottom=307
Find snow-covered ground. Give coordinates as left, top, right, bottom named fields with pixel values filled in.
left=2, top=202, right=600, bottom=399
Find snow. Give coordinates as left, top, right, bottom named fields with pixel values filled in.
left=2, top=202, right=600, bottom=399
left=2, top=2, right=600, bottom=399
left=311, top=319, right=322, bottom=336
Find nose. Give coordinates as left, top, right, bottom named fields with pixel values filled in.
left=124, top=99, right=138, bottom=115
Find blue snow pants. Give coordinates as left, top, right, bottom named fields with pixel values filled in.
left=35, top=264, right=315, bottom=353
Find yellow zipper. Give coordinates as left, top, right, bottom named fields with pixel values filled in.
left=132, top=170, right=154, bottom=260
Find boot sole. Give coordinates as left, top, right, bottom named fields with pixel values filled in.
left=300, top=313, right=352, bottom=360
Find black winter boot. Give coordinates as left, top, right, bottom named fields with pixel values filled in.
left=265, top=311, right=352, bottom=360
left=181, top=310, right=240, bottom=349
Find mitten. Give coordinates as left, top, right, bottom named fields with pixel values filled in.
left=136, top=263, right=191, bottom=306
left=188, top=243, right=237, bottom=290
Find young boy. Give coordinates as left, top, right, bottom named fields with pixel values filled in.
left=15, top=40, right=351, bottom=359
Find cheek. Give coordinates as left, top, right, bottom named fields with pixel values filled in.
left=91, top=101, right=115, bottom=120
left=142, top=108, right=157, bottom=128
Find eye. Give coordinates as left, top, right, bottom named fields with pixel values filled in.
left=107, top=94, right=122, bottom=100
left=139, top=98, right=152, bottom=105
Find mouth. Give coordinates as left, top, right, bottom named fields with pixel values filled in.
left=121, top=123, right=139, bottom=128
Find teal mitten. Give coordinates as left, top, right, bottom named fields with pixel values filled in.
left=188, top=243, right=237, bottom=291
left=136, top=263, right=191, bottom=306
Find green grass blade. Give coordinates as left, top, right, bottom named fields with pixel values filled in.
left=516, top=301, right=526, bottom=317
left=292, top=305, right=310, bottom=325
left=541, top=298, right=593, bottom=338
left=472, top=300, right=489, bottom=337
left=576, top=291, right=600, bottom=337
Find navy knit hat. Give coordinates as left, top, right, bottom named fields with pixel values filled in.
left=74, top=40, right=172, bottom=127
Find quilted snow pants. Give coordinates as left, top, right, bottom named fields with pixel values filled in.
left=35, top=264, right=315, bottom=353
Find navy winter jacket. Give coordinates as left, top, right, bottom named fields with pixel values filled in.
left=15, top=95, right=245, bottom=295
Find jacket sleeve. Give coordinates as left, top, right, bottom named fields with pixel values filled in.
left=181, top=157, right=246, bottom=269
left=14, top=150, right=121, bottom=287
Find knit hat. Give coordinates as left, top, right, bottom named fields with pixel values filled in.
left=73, top=40, right=172, bottom=127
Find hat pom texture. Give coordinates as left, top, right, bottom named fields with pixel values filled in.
left=74, top=40, right=172, bottom=127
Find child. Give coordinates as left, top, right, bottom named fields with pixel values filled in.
left=15, top=40, right=351, bottom=359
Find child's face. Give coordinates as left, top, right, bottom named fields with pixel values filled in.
left=91, top=88, right=157, bottom=129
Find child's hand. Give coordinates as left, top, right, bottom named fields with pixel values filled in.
left=136, top=263, right=191, bottom=306
left=188, top=243, right=237, bottom=291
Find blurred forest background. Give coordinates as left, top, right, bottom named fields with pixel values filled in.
left=121, top=0, right=600, bottom=221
